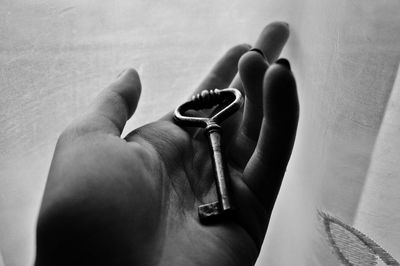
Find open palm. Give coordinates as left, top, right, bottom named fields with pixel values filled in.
left=36, top=22, right=299, bottom=266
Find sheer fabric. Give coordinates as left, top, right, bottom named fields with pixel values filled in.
left=0, top=1, right=399, bottom=265
left=258, top=0, right=400, bottom=265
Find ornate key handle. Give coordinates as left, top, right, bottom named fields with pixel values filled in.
left=174, top=88, right=243, bottom=223
left=174, top=88, right=243, bottom=128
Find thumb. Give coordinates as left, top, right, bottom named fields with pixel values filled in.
left=71, top=68, right=142, bottom=136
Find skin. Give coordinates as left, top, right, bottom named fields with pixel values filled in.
left=35, top=22, right=299, bottom=266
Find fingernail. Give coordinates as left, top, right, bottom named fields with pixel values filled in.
left=249, top=48, right=265, bottom=59
left=281, top=21, right=289, bottom=27
left=275, top=58, right=291, bottom=70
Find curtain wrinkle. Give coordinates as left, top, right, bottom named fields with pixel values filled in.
left=351, top=61, right=400, bottom=224
left=354, top=63, right=400, bottom=261
left=258, top=0, right=400, bottom=265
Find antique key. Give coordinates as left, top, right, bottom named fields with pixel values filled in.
left=174, top=88, right=243, bottom=223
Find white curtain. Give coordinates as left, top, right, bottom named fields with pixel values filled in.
left=258, top=0, right=400, bottom=265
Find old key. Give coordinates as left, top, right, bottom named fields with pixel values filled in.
left=174, top=88, right=243, bottom=223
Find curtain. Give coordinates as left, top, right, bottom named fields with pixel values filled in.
left=0, top=0, right=399, bottom=265
left=258, top=0, right=400, bottom=265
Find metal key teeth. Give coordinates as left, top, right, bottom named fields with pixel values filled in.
left=191, top=89, right=222, bottom=109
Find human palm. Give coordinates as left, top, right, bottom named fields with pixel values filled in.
left=36, top=22, right=299, bottom=266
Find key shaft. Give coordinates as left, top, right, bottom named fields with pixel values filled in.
left=199, top=123, right=234, bottom=220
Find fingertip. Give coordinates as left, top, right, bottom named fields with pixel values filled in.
left=118, top=67, right=140, bottom=84
left=239, top=50, right=269, bottom=79
left=237, top=43, right=252, bottom=51
left=118, top=67, right=141, bottom=89
left=238, top=51, right=268, bottom=101
left=211, top=43, right=251, bottom=81
left=263, top=61, right=299, bottom=127
left=270, top=21, right=290, bottom=30
left=111, top=67, right=142, bottom=116
left=226, top=43, right=251, bottom=58
left=260, top=21, right=290, bottom=37
left=249, top=48, right=265, bottom=58
left=275, top=58, right=291, bottom=70
left=254, top=21, right=290, bottom=63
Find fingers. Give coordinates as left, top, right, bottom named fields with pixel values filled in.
left=243, top=61, right=299, bottom=212
left=193, top=44, right=250, bottom=96
left=69, top=69, right=142, bottom=136
left=253, top=22, right=290, bottom=63
left=229, top=22, right=290, bottom=93
left=221, top=22, right=290, bottom=146
left=229, top=50, right=269, bottom=168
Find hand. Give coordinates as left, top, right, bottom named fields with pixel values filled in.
left=35, top=22, right=299, bottom=266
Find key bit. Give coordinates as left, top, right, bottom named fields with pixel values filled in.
left=174, top=88, right=243, bottom=223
